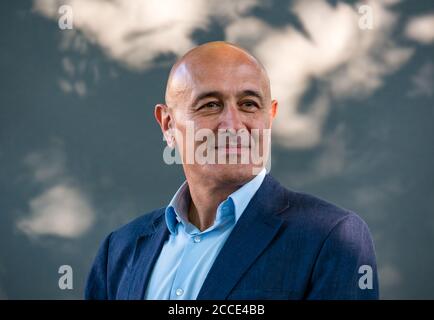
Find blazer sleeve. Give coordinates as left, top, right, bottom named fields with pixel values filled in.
left=306, top=213, right=379, bottom=300
left=84, top=232, right=113, bottom=300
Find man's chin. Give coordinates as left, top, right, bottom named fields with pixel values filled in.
left=199, top=163, right=261, bottom=183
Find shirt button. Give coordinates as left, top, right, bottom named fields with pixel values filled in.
left=193, top=235, right=201, bottom=243
left=175, top=288, right=184, bottom=296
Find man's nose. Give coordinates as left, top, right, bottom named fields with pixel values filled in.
left=219, top=103, right=245, bottom=131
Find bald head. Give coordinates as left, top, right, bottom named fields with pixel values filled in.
left=165, top=41, right=271, bottom=108
left=154, top=41, right=278, bottom=186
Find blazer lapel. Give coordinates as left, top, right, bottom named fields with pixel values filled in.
left=127, top=210, right=170, bottom=299
left=197, top=174, right=290, bottom=300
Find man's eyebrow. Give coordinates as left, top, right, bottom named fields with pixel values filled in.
left=192, top=91, right=223, bottom=107
left=192, top=89, right=264, bottom=107
left=239, top=89, right=264, bottom=103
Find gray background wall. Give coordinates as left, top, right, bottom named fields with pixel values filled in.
left=0, top=0, right=433, bottom=299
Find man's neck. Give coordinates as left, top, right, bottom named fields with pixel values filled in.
left=185, top=173, right=253, bottom=232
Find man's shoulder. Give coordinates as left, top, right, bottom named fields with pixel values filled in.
left=271, top=176, right=369, bottom=238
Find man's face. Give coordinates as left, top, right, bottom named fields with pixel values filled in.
left=160, top=49, right=277, bottom=185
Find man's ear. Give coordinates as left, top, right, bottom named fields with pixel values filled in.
left=271, top=99, right=278, bottom=119
left=154, top=103, right=175, bottom=147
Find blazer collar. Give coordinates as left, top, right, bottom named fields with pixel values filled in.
left=197, top=174, right=289, bottom=299
left=127, top=210, right=169, bottom=299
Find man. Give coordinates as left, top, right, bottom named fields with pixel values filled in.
left=85, top=41, right=379, bottom=300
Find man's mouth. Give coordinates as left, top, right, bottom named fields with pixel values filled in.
left=215, top=145, right=250, bottom=155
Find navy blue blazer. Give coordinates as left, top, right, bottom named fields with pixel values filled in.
left=85, top=174, right=379, bottom=299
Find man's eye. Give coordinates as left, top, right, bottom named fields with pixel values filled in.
left=241, top=101, right=258, bottom=108
left=202, top=102, right=220, bottom=109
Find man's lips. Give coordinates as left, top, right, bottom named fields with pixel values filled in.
left=215, top=145, right=250, bottom=154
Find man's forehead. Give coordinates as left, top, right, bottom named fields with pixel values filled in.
left=180, top=63, right=267, bottom=103
left=165, top=42, right=270, bottom=103
left=173, top=48, right=261, bottom=76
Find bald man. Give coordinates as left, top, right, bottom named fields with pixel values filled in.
left=85, top=42, right=379, bottom=300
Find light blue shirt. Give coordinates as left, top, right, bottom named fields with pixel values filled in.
left=144, top=169, right=266, bottom=300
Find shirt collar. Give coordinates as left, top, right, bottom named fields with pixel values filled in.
left=229, top=168, right=266, bottom=222
left=165, top=181, right=190, bottom=234
left=165, top=168, right=267, bottom=235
